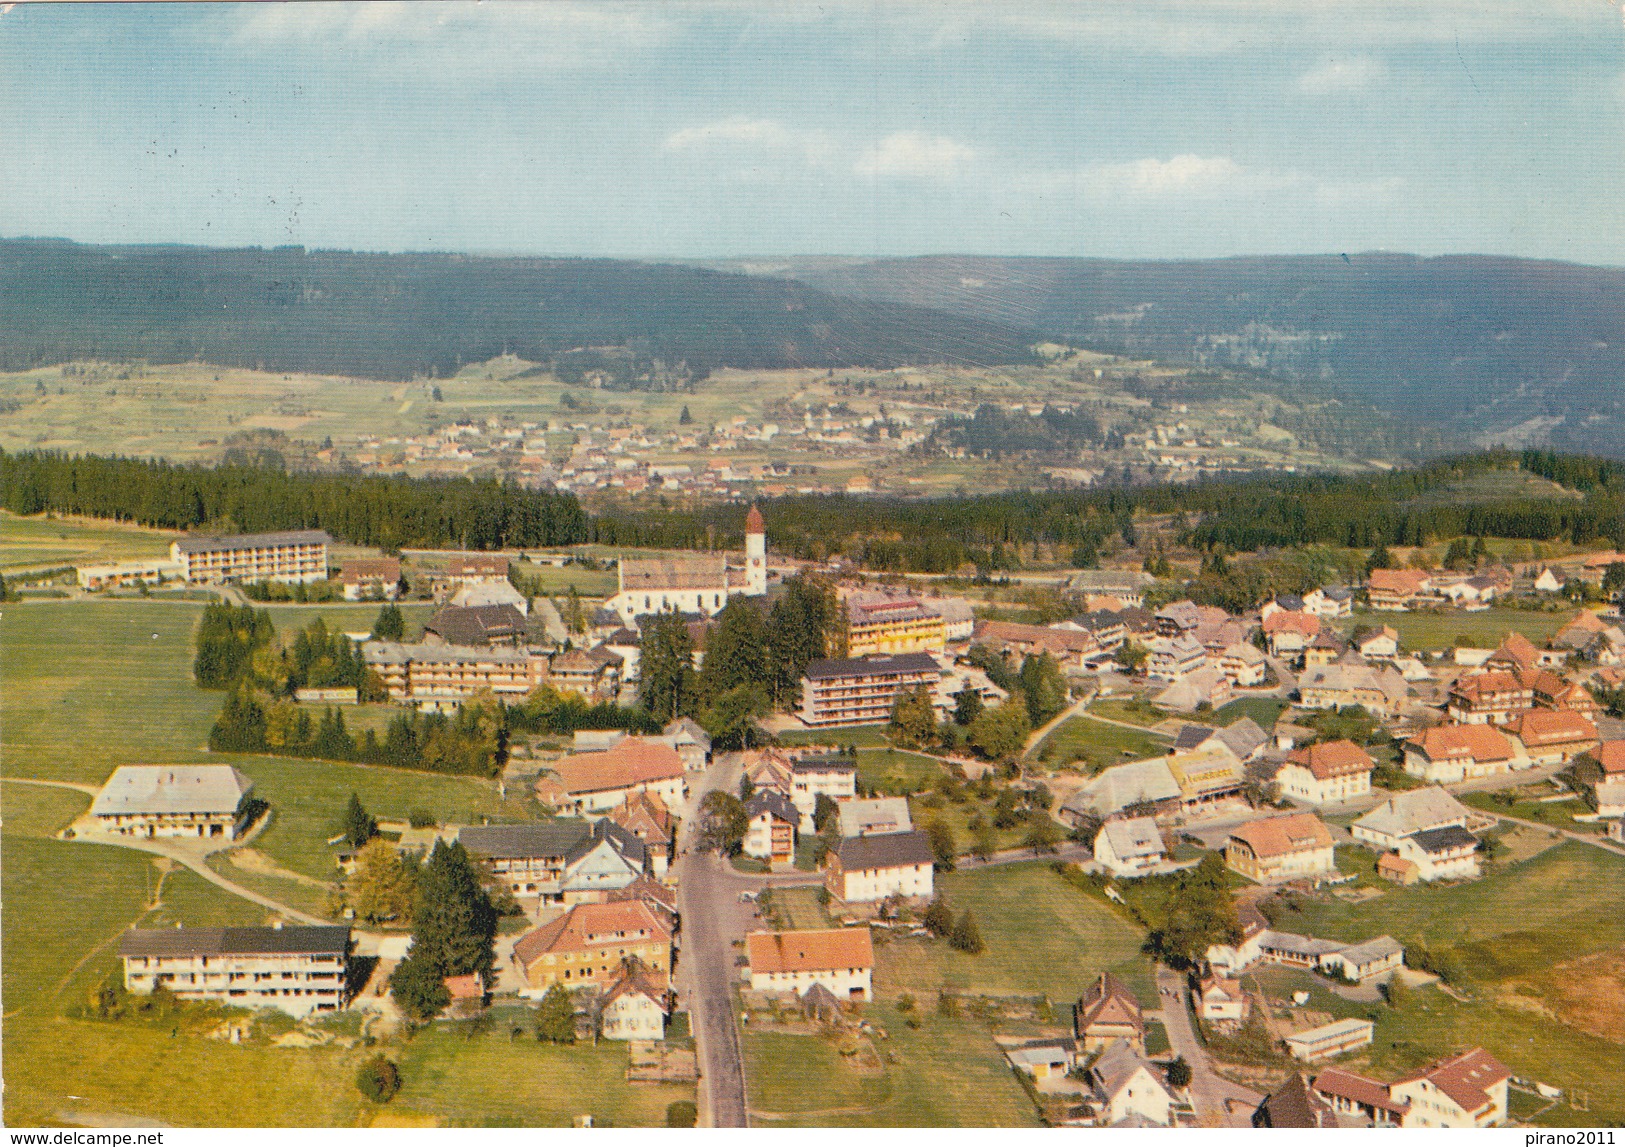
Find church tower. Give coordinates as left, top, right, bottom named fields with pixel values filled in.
left=744, top=505, right=767, bottom=596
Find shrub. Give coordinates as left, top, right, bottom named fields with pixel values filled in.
left=949, top=911, right=984, bottom=955
left=356, top=1055, right=401, bottom=1103
left=666, top=1100, right=698, bottom=1127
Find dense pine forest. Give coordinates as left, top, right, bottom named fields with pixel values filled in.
left=5, top=448, right=1623, bottom=571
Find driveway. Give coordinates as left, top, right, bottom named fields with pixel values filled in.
left=1154, top=966, right=1261, bottom=1127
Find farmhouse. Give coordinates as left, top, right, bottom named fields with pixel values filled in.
left=1093, top=815, right=1166, bottom=877
left=1505, top=709, right=1598, bottom=765
left=823, top=830, right=934, bottom=903
left=1277, top=740, right=1373, bottom=806
left=1446, top=670, right=1532, bottom=725
left=1365, top=569, right=1434, bottom=611
left=423, top=603, right=529, bottom=647
left=1297, top=663, right=1409, bottom=717
left=1059, top=757, right=1181, bottom=824
left=456, top=820, right=593, bottom=903
left=1226, top=813, right=1336, bottom=883
left=547, top=738, right=688, bottom=817
left=90, top=765, right=256, bottom=840
left=120, top=924, right=350, bottom=1018
left=170, top=529, right=330, bottom=585
left=1351, top=786, right=1482, bottom=851
left=1571, top=741, right=1625, bottom=817
left=513, top=900, right=673, bottom=993
left=558, top=819, right=651, bottom=904
left=338, top=557, right=401, bottom=601
left=444, top=554, right=511, bottom=586
left=746, top=927, right=873, bottom=1000
left=1403, top=724, right=1520, bottom=783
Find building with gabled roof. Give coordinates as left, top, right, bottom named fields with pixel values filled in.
left=338, top=557, right=401, bottom=601
left=1389, top=1048, right=1511, bottom=1127
left=596, top=959, right=671, bottom=1041
left=423, top=603, right=530, bottom=647
left=1297, top=662, right=1410, bottom=716
left=1446, top=668, right=1533, bottom=725
left=1286, top=1017, right=1375, bottom=1061
left=90, top=765, right=256, bottom=840
left=824, top=830, right=934, bottom=903
left=1506, top=708, right=1599, bottom=765
left=743, top=789, right=799, bottom=867
left=1059, top=757, right=1181, bottom=824
left=1165, top=741, right=1247, bottom=814
left=512, top=900, right=672, bottom=993
left=746, top=927, right=873, bottom=1000
left=1365, top=568, right=1434, bottom=611
left=456, top=820, right=593, bottom=903
left=1093, top=815, right=1166, bottom=877
left=1351, top=786, right=1482, bottom=851
left=836, top=797, right=912, bottom=839
left=1278, top=740, right=1374, bottom=806
left=1255, top=1073, right=1342, bottom=1128
left=1074, top=971, right=1146, bottom=1052
left=1312, top=1067, right=1410, bottom=1127
left=1403, top=724, right=1520, bottom=783
left=1227, top=812, right=1336, bottom=883
left=1392, top=825, right=1480, bottom=882
left=1087, top=1038, right=1172, bottom=1126
left=549, top=737, right=687, bottom=816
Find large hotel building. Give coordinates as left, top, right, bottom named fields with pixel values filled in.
left=170, top=529, right=331, bottom=584
left=797, top=653, right=943, bottom=727
left=119, top=924, right=352, bottom=1018
left=363, top=641, right=549, bottom=709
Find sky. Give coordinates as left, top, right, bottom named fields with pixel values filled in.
left=2, top=0, right=1623, bottom=263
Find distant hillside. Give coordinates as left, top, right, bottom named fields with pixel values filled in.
left=0, top=240, right=1040, bottom=381
left=756, top=253, right=1625, bottom=457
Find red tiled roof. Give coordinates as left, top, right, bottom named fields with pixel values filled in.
left=1368, top=569, right=1430, bottom=594
left=513, top=901, right=672, bottom=967
left=1592, top=741, right=1625, bottom=776
left=553, top=738, right=685, bottom=795
left=1287, top=739, right=1374, bottom=780
left=1313, top=1067, right=1409, bottom=1115
left=1396, top=1048, right=1510, bottom=1116
left=1507, top=709, right=1598, bottom=748
left=1229, top=812, right=1334, bottom=859
left=746, top=928, right=873, bottom=974
left=1263, top=610, right=1322, bottom=636
left=1408, top=724, right=1516, bottom=763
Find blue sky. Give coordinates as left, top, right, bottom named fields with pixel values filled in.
left=3, top=1, right=1622, bottom=263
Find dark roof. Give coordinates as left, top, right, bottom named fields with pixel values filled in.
left=424, top=604, right=528, bottom=646
left=803, top=652, right=940, bottom=681
left=1275, top=594, right=1305, bottom=611
left=458, top=821, right=591, bottom=860
left=568, top=817, right=648, bottom=867
left=173, top=529, right=330, bottom=554
left=746, top=789, right=799, bottom=823
left=834, top=829, right=935, bottom=870
left=605, top=627, right=641, bottom=645
left=120, top=925, right=349, bottom=958
left=1254, top=1073, right=1338, bottom=1128
left=1407, top=824, right=1478, bottom=854
left=1173, top=724, right=1216, bottom=751
left=791, top=752, right=856, bottom=774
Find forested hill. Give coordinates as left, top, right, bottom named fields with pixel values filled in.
left=757, top=253, right=1625, bottom=458
left=0, top=239, right=1039, bottom=381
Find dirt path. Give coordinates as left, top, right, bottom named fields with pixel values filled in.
left=225, top=846, right=333, bottom=889
left=1, top=776, right=100, bottom=795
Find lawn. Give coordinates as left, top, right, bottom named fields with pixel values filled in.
left=876, top=861, right=1152, bottom=1006
left=1332, top=606, right=1572, bottom=654
left=509, top=560, right=617, bottom=597
left=777, top=725, right=894, bottom=749
left=1459, top=792, right=1608, bottom=836
left=1210, top=697, right=1289, bottom=728
left=856, top=747, right=946, bottom=795
left=743, top=1011, right=1043, bottom=1127
left=1031, top=715, right=1167, bottom=773
left=1281, top=842, right=1625, bottom=978
left=906, top=793, right=1034, bottom=858
left=1086, top=697, right=1167, bottom=728
left=390, top=1013, right=692, bottom=1127
left=773, top=886, right=833, bottom=931
left=0, top=510, right=178, bottom=571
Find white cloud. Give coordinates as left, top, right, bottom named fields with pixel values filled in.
left=664, top=117, right=796, bottom=151
left=225, top=1, right=668, bottom=69
left=1023, top=154, right=1402, bottom=207
left=1297, top=55, right=1389, bottom=95
left=853, top=132, right=977, bottom=180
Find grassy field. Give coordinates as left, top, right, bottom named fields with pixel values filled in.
left=855, top=747, right=946, bottom=795
left=876, top=861, right=1152, bottom=1005
left=773, top=886, right=834, bottom=931
left=390, top=1014, right=692, bottom=1127
left=1281, top=842, right=1625, bottom=975
left=1459, top=792, right=1609, bottom=836
left=509, top=560, right=617, bottom=597
left=743, top=1014, right=1043, bottom=1127
left=906, top=794, right=1034, bottom=858
left=1032, top=715, right=1167, bottom=772
left=1332, top=606, right=1573, bottom=653
left=0, top=511, right=180, bottom=572
left=777, top=725, right=893, bottom=749
left=1086, top=697, right=1167, bottom=728
left=1211, top=697, right=1289, bottom=728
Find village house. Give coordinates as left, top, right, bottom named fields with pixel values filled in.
left=1302, top=585, right=1354, bottom=618
left=1277, top=740, right=1374, bottom=806
left=1446, top=669, right=1533, bottom=725
left=444, top=553, right=511, bottom=587
left=558, top=819, right=650, bottom=904
left=1152, top=665, right=1233, bottom=712
left=972, top=618, right=1099, bottom=670
left=1388, top=1048, right=1511, bottom=1128
left=660, top=717, right=711, bottom=771
left=786, top=752, right=858, bottom=829
left=1389, top=825, right=1481, bottom=883
left=595, top=960, right=670, bottom=1041
left=1353, top=624, right=1400, bottom=661
left=170, top=529, right=330, bottom=585
left=119, top=924, right=350, bottom=1018
left=1093, top=815, right=1166, bottom=877
left=845, top=593, right=948, bottom=656
left=1312, top=1067, right=1411, bottom=1127
left=824, top=830, right=935, bottom=903
left=1206, top=902, right=1270, bottom=976
left=743, top=789, right=799, bottom=867
left=1506, top=709, right=1599, bottom=765
left=1226, top=812, right=1336, bottom=883
left=1074, top=972, right=1147, bottom=1052
left=546, top=646, right=624, bottom=704
left=544, top=738, right=687, bottom=817
left=456, top=820, right=593, bottom=904
left=1059, top=758, right=1182, bottom=825
left=797, top=653, right=943, bottom=727
left=609, top=791, right=674, bottom=879
left=1145, top=634, right=1208, bottom=681
left=1154, top=600, right=1210, bottom=636
left=512, top=900, right=673, bottom=994
left=1254, top=1074, right=1343, bottom=1128
left=1218, top=642, right=1268, bottom=686
left=1351, top=786, right=1484, bottom=851
left=1286, top=1018, right=1376, bottom=1061
left=1166, top=741, right=1248, bottom=816
left=1198, top=974, right=1249, bottom=1023
left=1365, top=568, right=1434, bottom=611
left=337, top=557, right=401, bottom=600
left=836, top=797, right=912, bottom=839
left=746, top=927, right=873, bottom=1000
left=449, top=578, right=528, bottom=615
left=1570, top=741, right=1625, bottom=818
left=1085, top=1039, right=1175, bottom=1127
left=1263, top=609, right=1322, bottom=663
left=90, top=765, right=256, bottom=840
left=1403, top=724, right=1521, bottom=783
left=1297, top=662, right=1410, bottom=717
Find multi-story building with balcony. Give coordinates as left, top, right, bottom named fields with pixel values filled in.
left=119, top=924, right=351, bottom=1018
left=170, top=529, right=330, bottom=585
left=797, top=652, right=942, bottom=727
left=362, top=641, right=547, bottom=709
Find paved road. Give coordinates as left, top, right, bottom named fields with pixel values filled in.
left=1154, top=966, right=1261, bottom=1127
left=675, top=752, right=752, bottom=1128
